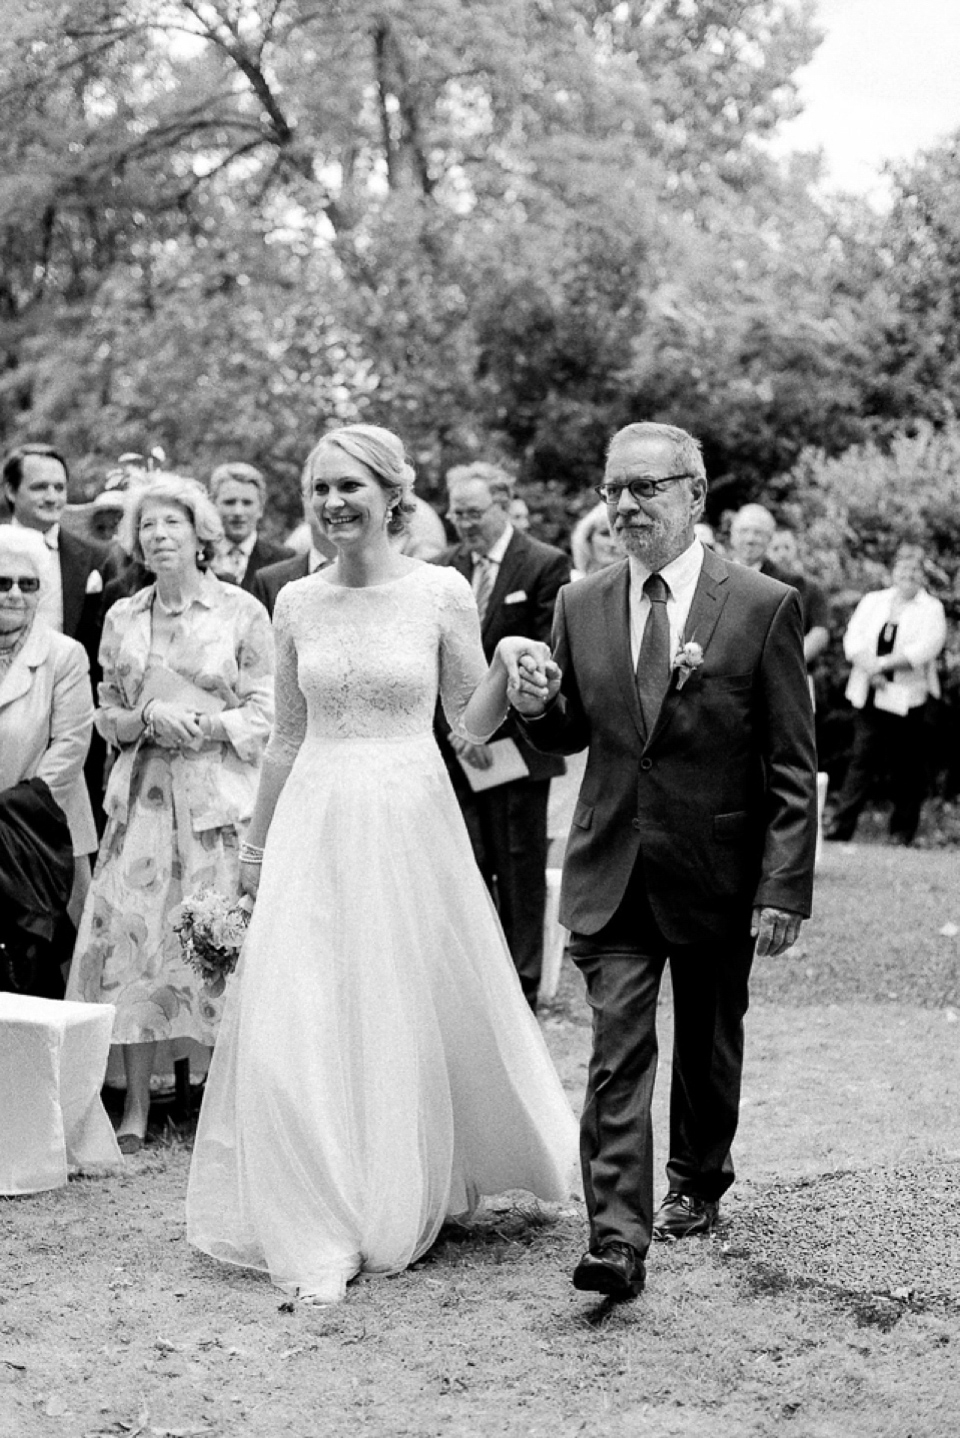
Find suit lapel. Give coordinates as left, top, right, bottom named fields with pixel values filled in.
left=646, top=546, right=730, bottom=750
left=0, top=623, right=49, bottom=711
left=481, top=531, right=526, bottom=644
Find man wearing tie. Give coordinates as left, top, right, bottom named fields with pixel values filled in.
left=1, top=444, right=105, bottom=650
left=210, top=462, right=291, bottom=590
left=509, top=422, right=817, bottom=1299
left=435, top=462, right=570, bottom=1009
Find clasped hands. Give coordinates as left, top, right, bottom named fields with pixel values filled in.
left=496, top=637, right=561, bottom=716
left=145, top=700, right=216, bottom=750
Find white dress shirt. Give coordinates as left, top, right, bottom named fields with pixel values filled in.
left=628, top=538, right=705, bottom=668
left=217, top=530, right=258, bottom=583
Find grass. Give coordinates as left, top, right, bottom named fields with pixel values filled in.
left=2, top=844, right=960, bottom=1437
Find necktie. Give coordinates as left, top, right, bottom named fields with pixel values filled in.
left=636, top=572, right=671, bottom=736
left=473, top=555, right=495, bottom=624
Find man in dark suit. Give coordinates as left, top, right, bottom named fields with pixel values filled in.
left=509, top=422, right=817, bottom=1299
left=435, top=462, right=571, bottom=1009
left=1, top=444, right=105, bottom=654
left=252, top=499, right=335, bottom=617
left=209, top=462, right=291, bottom=591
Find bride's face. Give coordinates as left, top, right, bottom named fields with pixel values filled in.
left=308, top=447, right=390, bottom=548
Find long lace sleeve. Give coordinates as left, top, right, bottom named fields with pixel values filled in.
left=217, top=598, right=275, bottom=762
left=437, top=571, right=498, bottom=743
left=262, top=588, right=307, bottom=776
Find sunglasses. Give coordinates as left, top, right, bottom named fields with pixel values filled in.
left=0, top=575, right=41, bottom=594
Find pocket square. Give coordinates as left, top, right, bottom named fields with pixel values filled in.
left=504, top=590, right=527, bottom=604
left=85, top=570, right=104, bottom=595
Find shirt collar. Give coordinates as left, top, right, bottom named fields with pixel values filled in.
left=11, top=517, right=59, bottom=549
left=628, top=537, right=703, bottom=598
left=231, top=531, right=258, bottom=557
left=475, top=522, right=514, bottom=567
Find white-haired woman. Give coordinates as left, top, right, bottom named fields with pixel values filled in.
left=0, top=525, right=96, bottom=976
left=187, top=423, right=576, bottom=1304
left=67, top=475, right=274, bottom=1152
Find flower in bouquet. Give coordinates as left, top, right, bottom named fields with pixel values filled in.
left=672, top=639, right=704, bottom=691
left=171, top=887, right=253, bottom=996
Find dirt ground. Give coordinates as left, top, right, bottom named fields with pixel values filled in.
left=3, top=842, right=960, bottom=1438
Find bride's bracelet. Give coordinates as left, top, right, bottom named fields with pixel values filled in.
left=239, top=841, right=265, bottom=866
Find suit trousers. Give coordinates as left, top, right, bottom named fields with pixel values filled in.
left=569, top=859, right=753, bottom=1257
left=456, top=775, right=550, bottom=1008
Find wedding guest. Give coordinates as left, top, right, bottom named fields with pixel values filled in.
left=67, top=474, right=274, bottom=1154
left=728, top=503, right=787, bottom=580
left=187, top=423, right=575, bottom=1304
left=570, top=502, right=621, bottom=579
left=210, top=462, right=291, bottom=591
left=825, top=543, right=946, bottom=845
left=435, top=461, right=570, bottom=1009
left=766, top=527, right=829, bottom=670
left=508, top=421, right=817, bottom=1299
left=0, top=526, right=96, bottom=932
left=509, top=495, right=532, bottom=533
left=1, top=444, right=105, bottom=656
left=0, top=779, right=75, bottom=999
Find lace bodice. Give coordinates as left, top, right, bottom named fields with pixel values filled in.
left=263, top=563, right=487, bottom=767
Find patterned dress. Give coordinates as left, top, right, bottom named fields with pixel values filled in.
left=67, top=572, right=273, bottom=1045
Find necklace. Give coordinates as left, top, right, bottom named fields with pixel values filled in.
left=154, top=589, right=188, bottom=617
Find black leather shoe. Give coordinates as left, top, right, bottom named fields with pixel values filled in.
left=572, top=1242, right=646, bottom=1299
left=652, top=1191, right=719, bottom=1240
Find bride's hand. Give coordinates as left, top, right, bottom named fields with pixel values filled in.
left=239, top=860, right=261, bottom=900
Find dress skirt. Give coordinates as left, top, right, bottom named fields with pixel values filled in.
left=186, top=733, right=577, bottom=1300
left=67, top=746, right=237, bottom=1045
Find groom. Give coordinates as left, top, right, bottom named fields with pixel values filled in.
left=509, top=421, right=817, bottom=1299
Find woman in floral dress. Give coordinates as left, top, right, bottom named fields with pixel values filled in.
left=68, top=475, right=273, bottom=1153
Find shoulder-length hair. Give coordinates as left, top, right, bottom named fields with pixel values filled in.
left=119, top=474, right=224, bottom=569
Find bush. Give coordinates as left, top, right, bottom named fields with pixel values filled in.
left=770, top=422, right=960, bottom=802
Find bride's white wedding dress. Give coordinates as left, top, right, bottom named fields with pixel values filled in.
left=186, top=562, right=577, bottom=1301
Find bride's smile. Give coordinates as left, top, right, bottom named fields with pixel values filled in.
left=310, top=448, right=391, bottom=543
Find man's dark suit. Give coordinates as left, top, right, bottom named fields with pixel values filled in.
left=59, top=528, right=107, bottom=654
left=238, top=535, right=293, bottom=593
left=523, top=545, right=817, bottom=1254
left=435, top=528, right=571, bottom=1005
left=251, top=551, right=311, bottom=617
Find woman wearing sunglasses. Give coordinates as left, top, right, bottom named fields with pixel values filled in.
left=0, top=525, right=97, bottom=950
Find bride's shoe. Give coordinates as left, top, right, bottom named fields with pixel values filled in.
left=296, top=1271, right=351, bottom=1306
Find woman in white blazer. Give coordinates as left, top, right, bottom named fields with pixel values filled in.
left=827, top=544, right=947, bottom=844
left=0, top=526, right=96, bottom=921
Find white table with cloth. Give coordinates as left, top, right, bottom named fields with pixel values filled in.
left=0, top=994, right=122, bottom=1194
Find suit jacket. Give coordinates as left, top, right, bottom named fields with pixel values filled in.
left=842, top=585, right=946, bottom=713
left=435, top=529, right=571, bottom=782
left=251, top=551, right=311, bottom=617
left=523, top=546, right=818, bottom=942
left=240, top=535, right=294, bottom=593
left=59, top=529, right=106, bottom=656
left=0, top=623, right=97, bottom=855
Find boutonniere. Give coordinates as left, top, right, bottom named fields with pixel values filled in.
left=672, top=639, right=703, bottom=691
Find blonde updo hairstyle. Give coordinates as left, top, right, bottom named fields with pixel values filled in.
left=304, top=424, right=416, bottom=537
left=120, top=474, right=224, bottom=571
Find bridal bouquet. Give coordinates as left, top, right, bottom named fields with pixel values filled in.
left=172, top=888, right=253, bottom=995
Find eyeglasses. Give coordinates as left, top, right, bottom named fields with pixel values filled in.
left=0, top=575, right=41, bottom=594
left=448, top=505, right=495, bottom=523
left=595, top=473, right=696, bottom=503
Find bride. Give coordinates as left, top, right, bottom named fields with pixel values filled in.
left=186, top=424, right=577, bottom=1303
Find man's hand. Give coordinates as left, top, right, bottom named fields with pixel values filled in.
left=449, top=735, right=494, bottom=770
left=496, top=637, right=562, bottom=717
left=751, top=906, right=802, bottom=958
